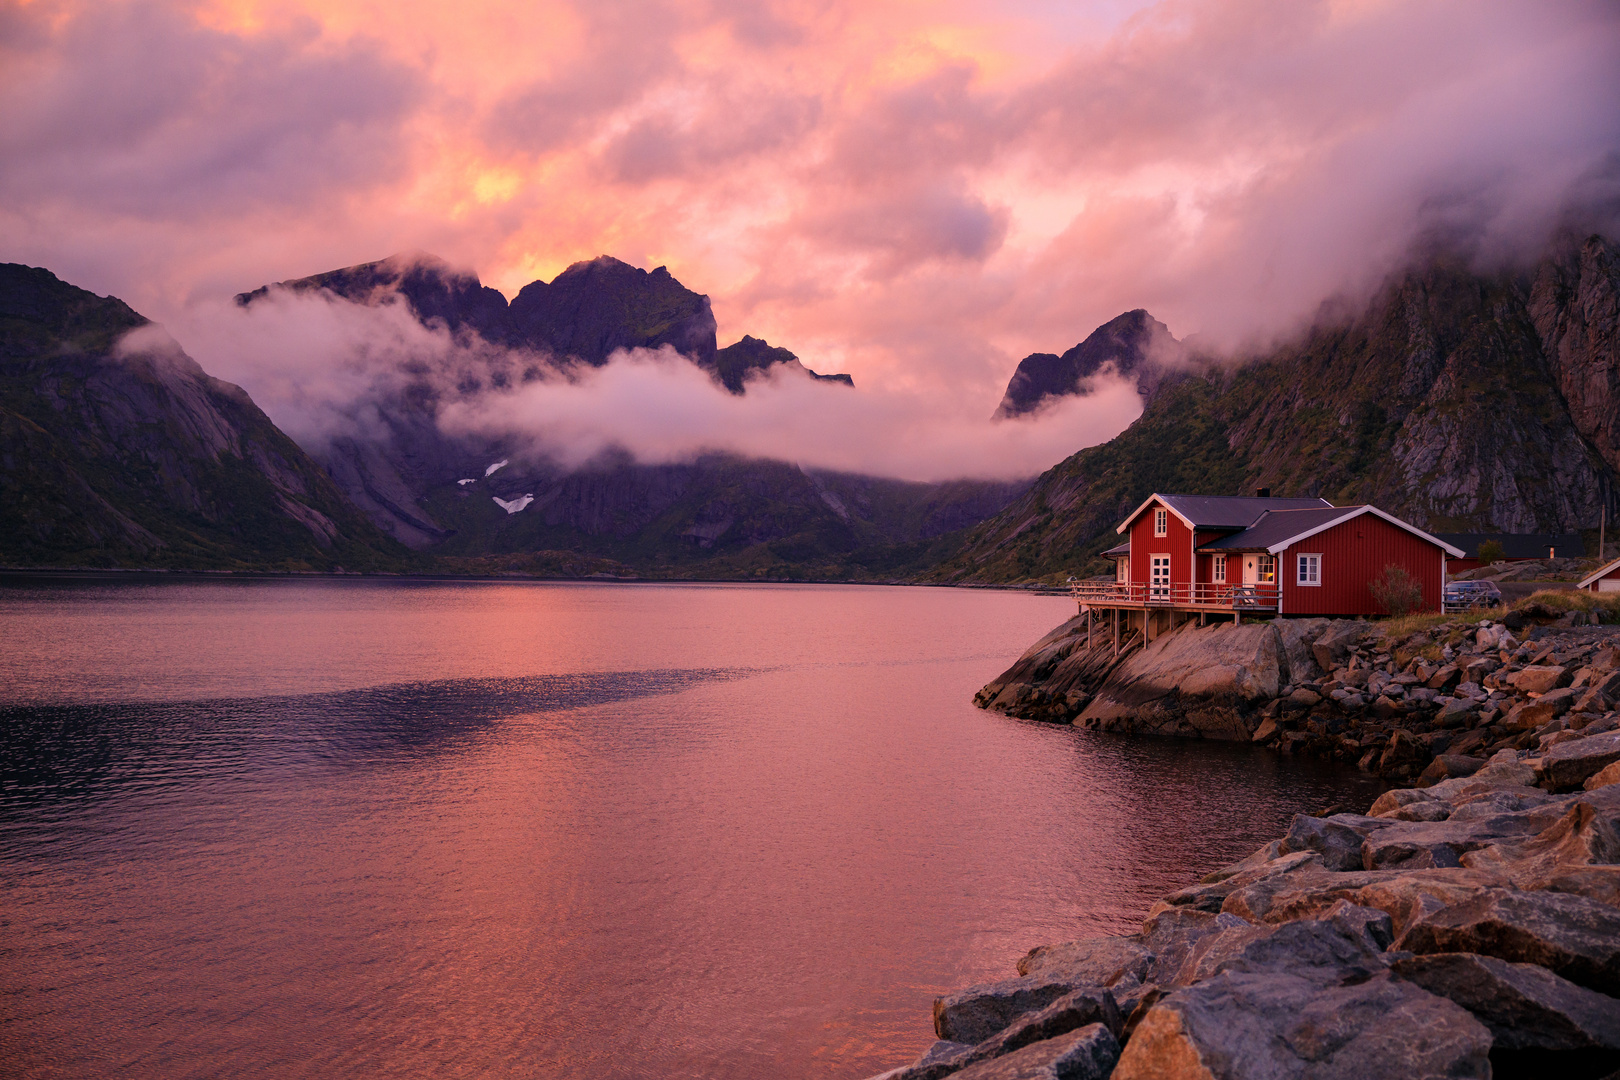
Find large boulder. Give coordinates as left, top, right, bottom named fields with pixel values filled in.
left=1460, top=800, right=1620, bottom=884
left=1273, top=618, right=1331, bottom=684
left=1015, top=936, right=1155, bottom=986
left=1111, top=970, right=1491, bottom=1079
left=934, top=973, right=1115, bottom=1045
left=1138, top=909, right=1250, bottom=985
left=947, top=1025, right=1119, bottom=1080
left=1391, top=952, right=1620, bottom=1053
left=1510, top=664, right=1574, bottom=693
left=1076, top=622, right=1282, bottom=740
left=1311, top=619, right=1370, bottom=673
left=1277, top=813, right=1393, bottom=871
left=1538, top=732, right=1620, bottom=792
left=1396, top=887, right=1620, bottom=995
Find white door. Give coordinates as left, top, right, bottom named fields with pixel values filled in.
left=1242, top=555, right=1257, bottom=584
left=1150, top=555, right=1171, bottom=598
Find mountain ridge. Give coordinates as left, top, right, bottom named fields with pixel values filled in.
left=0, top=264, right=416, bottom=571
left=930, top=233, right=1620, bottom=585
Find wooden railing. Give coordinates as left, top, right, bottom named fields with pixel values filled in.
left=1068, top=579, right=1281, bottom=610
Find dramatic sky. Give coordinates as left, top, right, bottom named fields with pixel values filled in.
left=4, top=0, right=1619, bottom=477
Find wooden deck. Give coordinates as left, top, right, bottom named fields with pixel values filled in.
left=1067, top=580, right=1280, bottom=614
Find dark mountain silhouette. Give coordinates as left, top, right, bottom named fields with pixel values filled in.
left=0, top=264, right=414, bottom=570
left=711, top=335, right=853, bottom=394
left=994, top=309, right=1179, bottom=418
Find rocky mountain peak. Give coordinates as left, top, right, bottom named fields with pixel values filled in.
left=235, top=252, right=512, bottom=343
left=709, top=335, right=855, bottom=394
left=509, top=255, right=717, bottom=366
left=994, top=308, right=1180, bottom=419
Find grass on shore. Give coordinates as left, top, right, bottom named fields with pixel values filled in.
left=1375, top=588, right=1620, bottom=641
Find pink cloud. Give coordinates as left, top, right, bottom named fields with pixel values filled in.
left=2, top=0, right=1616, bottom=471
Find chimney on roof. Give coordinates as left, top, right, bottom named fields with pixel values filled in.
left=1256, top=487, right=1271, bottom=498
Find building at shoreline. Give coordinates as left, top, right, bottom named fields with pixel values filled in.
left=1076, top=494, right=1465, bottom=641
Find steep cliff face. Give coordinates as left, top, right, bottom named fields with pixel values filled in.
left=0, top=265, right=413, bottom=570
left=1529, top=235, right=1620, bottom=477
left=932, top=237, right=1620, bottom=584
left=994, top=309, right=1179, bottom=419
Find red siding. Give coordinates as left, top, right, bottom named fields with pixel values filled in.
left=1280, top=512, right=1445, bottom=616
left=1128, top=500, right=1195, bottom=589
left=1585, top=565, right=1620, bottom=591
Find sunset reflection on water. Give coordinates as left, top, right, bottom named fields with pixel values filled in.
left=0, top=579, right=1384, bottom=1078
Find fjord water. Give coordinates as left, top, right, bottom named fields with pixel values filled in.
left=0, top=579, right=1383, bottom=1079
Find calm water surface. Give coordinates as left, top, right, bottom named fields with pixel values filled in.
left=0, top=578, right=1384, bottom=1079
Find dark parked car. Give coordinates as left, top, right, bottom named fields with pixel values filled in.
left=1444, top=580, right=1504, bottom=612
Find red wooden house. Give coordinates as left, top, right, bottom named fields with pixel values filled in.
left=1075, top=494, right=1465, bottom=633
left=1579, top=558, right=1620, bottom=593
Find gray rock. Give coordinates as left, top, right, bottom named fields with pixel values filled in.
left=1175, top=917, right=1390, bottom=987
left=959, top=989, right=1122, bottom=1064
left=1396, top=886, right=1620, bottom=995
left=1539, top=731, right=1620, bottom=791
left=1387, top=800, right=1453, bottom=822
left=1075, top=622, right=1283, bottom=738
left=1137, top=908, right=1248, bottom=984
left=1312, top=620, right=1370, bottom=674
left=1587, top=760, right=1620, bottom=790
left=1368, top=788, right=1442, bottom=817
left=1359, top=814, right=1541, bottom=870
left=1151, top=851, right=1324, bottom=915
left=1392, top=952, right=1620, bottom=1052
left=1274, top=617, right=1331, bottom=684
left=1198, top=840, right=1284, bottom=883
left=1434, top=697, right=1478, bottom=727
left=934, top=974, right=1114, bottom=1044
left=1461, top=799, right=1620, bottom=887
left=1343, top=868, right=1507, bottom=937
left=1014, top=935, right=1154, bottom=987
left=948, top=1025, right=1119, bottom=1080
left=915, top=1041, right=973, bottom=1068
left=1513, top=664, right=1573, bottom=693
left=1111, top=969, right=1491, bottom=1079
left=1279, top=813, right=1393, bottom=871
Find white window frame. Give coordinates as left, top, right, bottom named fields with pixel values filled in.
left=1150, top=554, right=1171, bottom=598
left=1297, top=553, right=1322, bottom=587
left=1212, top=554, right=1226, bottom=582
left=1257, top=553, right=1276, bottom=583
left=1116, top=556, right=1129, bottom=583
left=1154, top=508, right=1168, bottom=536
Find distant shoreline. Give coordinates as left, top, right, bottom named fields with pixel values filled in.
left=0, top=566, right=1071, bottom=593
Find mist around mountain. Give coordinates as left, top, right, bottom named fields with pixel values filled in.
left=993, top=309, right=1180, bottom=419
left=227, top=252, right=971, bottom=577
left=933, top=232, right=1620, bottom=585
left=0, top=265, right=415, bottom=571
left=7, top=231, right=1615, bottom=582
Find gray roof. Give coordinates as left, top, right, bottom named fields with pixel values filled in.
left=1198, top=507, right=1365, bottom=551
left=1158, top=494, right=1334, bottom=530
left=1433, top=533, right=1584, bottom=559
left=1103, top=542, right=1130, bottom=557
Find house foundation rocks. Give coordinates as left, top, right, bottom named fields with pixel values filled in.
left=863, top=725, right=1620, bottom=1080
left=979, top=611, right=1620, bottom=783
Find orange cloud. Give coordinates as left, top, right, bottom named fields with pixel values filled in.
left=2, top=0, right=1617, bottom=417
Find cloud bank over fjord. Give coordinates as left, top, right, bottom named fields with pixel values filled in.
left=7, top=0, right=1620, bottom=473
left=169, top=288, right=1141, bottom=483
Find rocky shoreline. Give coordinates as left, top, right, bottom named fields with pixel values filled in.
left=861, top=600, right=1620, bottom=1078
left=977, top=599, right=1620, bottom=784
